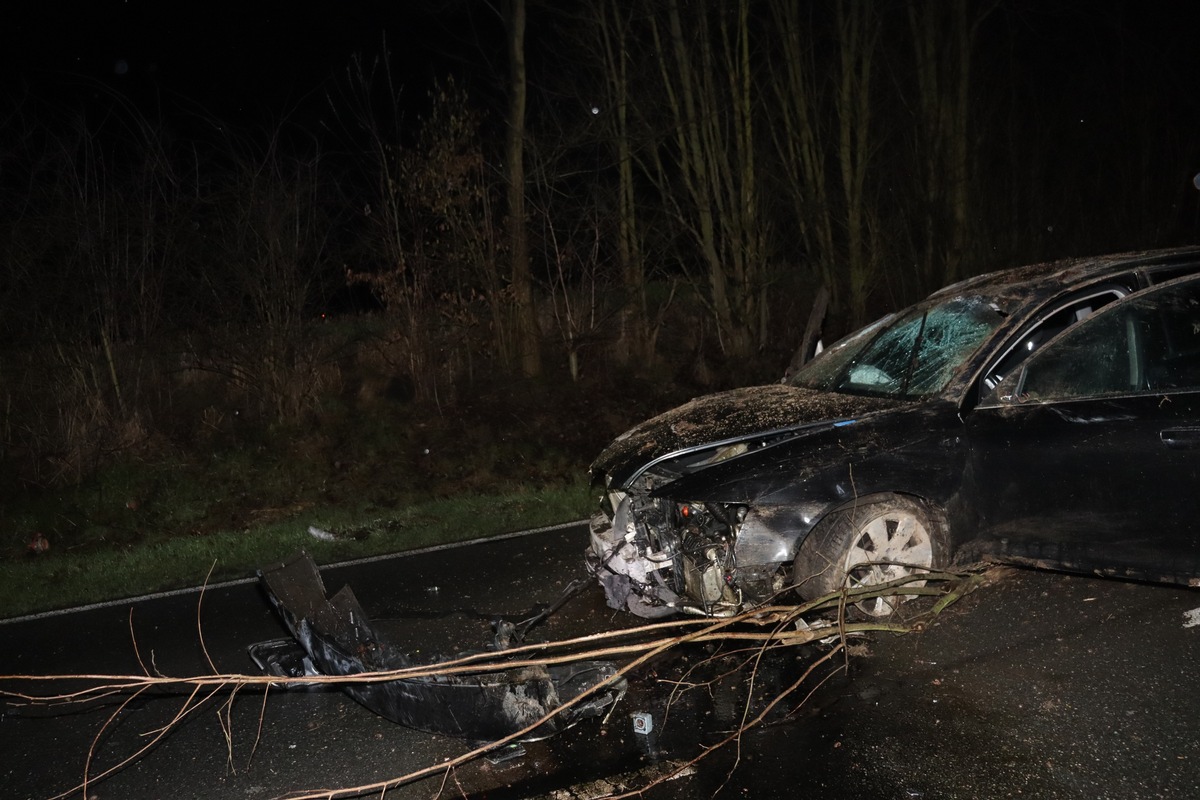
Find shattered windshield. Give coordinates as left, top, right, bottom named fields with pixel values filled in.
left=789, top=296, right=1005, bottom=398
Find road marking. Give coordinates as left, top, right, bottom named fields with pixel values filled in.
left=0, top=520, right=587, bottom=626
left=1183, top=607, right=1200, bottom=628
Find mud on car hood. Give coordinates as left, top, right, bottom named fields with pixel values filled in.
left=592, top=384, right=903, bottom=486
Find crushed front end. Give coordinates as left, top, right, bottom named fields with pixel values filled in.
left=584, top=384, right=901, bottom=619
left=587, top=468, right=780, bottom=619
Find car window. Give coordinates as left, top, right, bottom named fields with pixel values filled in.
left=1145, top=263, right=1200, bottom=285
left=1141, top=282, right=1200, bottom=391
left=979, top=287, right=1125, bottom=396
left=788, top=313, right=892, bottom=389
left=830, top=296, right=1003, bottom=397
left=993, top=278, right=1200, bottom=404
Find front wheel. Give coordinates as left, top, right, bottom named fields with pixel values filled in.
left=793, top=496, right=947, bottom=617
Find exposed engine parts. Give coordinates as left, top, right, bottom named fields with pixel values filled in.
left=587, top=475, right=764, bottom=619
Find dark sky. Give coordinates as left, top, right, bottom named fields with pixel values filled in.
left=3, top=0, right=1198, bottom=195
left=5, top=2, right=1196, bottom=112
left=3, top=1, right=498, bottom=123
left=6, top=2, right=1198, bottom=123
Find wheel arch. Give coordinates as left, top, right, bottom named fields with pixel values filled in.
left=818, top=491, right=950, bottom=539
left=791, top=492, right=953, bottom=606
left=735, top=489, right=950, bottom=568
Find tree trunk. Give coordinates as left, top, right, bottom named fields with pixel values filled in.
left=506, top=0, right=541, bottom=377
left=597, top=0, right=652, bottom=366
left=907, top=0, right=993, bottom=289
left=836, top=0, right=879, bottom=327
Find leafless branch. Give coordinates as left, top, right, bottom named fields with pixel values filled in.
left=2, top=570, right=982, bottom=800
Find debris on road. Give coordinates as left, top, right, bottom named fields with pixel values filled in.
left=254, top=552, right=625, bottom=741
left=306, top=525, right=336, bottom=542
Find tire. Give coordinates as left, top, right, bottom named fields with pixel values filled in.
left=793, top=496, right=948, bottom=617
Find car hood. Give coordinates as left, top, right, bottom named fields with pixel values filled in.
left=592, top=384, right=904, bottom=481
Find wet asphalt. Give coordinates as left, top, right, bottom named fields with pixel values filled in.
left=2, top=523, right=1199, bottom=800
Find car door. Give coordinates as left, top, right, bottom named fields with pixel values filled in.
left=963, top=275, right=1200, bottom=584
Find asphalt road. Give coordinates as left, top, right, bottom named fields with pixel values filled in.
left=3, top=523, right=1200, bottom=799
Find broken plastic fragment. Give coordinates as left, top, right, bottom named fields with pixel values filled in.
left=306, top=525, right=335, bottom=541
left=253, top=552, right=625, bottom=740
left=631, top=711, right=654, bottom=735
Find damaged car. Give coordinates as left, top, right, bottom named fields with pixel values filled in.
left=588, top=247, right=1200, bottom=618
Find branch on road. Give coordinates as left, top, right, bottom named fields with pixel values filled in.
left=0, top=569, right=985, bottom=800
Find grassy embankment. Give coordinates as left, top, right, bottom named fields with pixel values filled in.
left=0, top=481, right=590, bottom=619
left=0, top=374, right=668, bottom=619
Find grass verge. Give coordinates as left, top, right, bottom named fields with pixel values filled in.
left=0, top=479, right=592, bottom=620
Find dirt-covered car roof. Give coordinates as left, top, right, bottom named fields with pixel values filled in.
left=928, top=247, right=1200, bottom=309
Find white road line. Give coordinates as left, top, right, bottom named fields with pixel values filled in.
left=0, top=519, right=587, bottom=626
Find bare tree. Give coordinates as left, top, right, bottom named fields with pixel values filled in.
left=767, top=1, right=840, bottom=318
left=646, top=0, right=768, bottom=362
left=906, top=0, right=997, bottom=291
left=834, top=0, right=882, bottom=328
left=765, top=0, right=883, bottom=328
left=338, top=54, right=506, bottom=400
left=594, top=0, right=654, bottom=366
left=207, top=130, right=333, bottom=422
left=505, top=0, right=542, bottom=377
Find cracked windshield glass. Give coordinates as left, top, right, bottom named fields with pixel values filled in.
left=793, top=297, right=1004, bottom=398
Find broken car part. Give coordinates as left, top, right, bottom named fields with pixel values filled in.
left=253, top=552, right=625, bottom=740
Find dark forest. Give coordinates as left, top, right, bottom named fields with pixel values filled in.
left=1, top=0, right=1198, bottom=493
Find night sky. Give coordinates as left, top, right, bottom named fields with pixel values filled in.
left=3, top=1, right=491, bottom=124
left=5, top=2, right=1199, bottom=144
left=2, top=1, right=1195, bottom=158
left=3, top=0, right=1199, bottom=254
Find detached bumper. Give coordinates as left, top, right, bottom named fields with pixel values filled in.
left=254, top=552, right=624, bottom=741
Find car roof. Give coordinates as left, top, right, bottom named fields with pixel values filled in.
left=923, top=246, right=1200, bottom=405
left=927, top=246, right=1200, bottom=307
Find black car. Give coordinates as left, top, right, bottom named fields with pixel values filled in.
left=587, top=248, right=1200, bottom=618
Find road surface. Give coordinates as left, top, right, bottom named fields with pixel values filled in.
left=3, top=523, right=1199, bottom=799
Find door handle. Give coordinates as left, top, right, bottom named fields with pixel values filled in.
left=1161, top=428, right=1200, bottom=449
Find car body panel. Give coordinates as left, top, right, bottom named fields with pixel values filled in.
left=966, top=395, right=1200, bottom=583
left=592, top=384, right=904, bottom=489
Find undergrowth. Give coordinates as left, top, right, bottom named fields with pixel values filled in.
left=0, top=368, right=696, bottom=618
left=0, top=481, right=591, bottom=619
